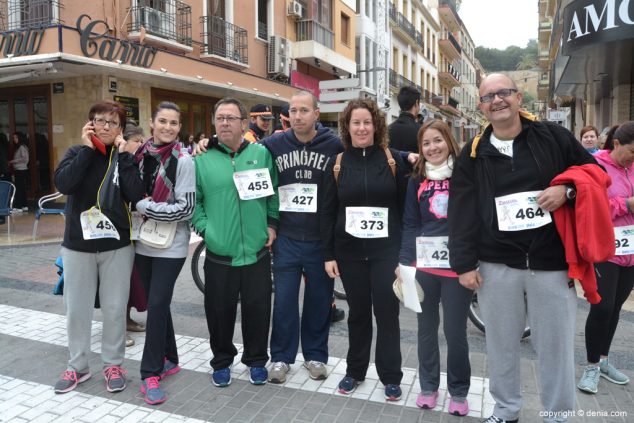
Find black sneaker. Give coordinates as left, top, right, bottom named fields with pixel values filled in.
left=54, top=370, right=91, bottom=393
left=331, top=306, right=345, bottom=323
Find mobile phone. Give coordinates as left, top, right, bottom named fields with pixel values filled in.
left=91, top=134, right=106, bottom=155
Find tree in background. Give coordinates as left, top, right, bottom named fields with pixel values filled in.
left=476, top=39, right=538, bottom=72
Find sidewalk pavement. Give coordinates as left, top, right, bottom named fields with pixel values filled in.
left=0, top=214, right=632, bottom=422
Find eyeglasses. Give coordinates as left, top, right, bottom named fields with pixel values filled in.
left=479, top=88, right=518, bottom=104
left=93, top=118, right=120, bottom=128
left=215, top=115, right=243, bottom=123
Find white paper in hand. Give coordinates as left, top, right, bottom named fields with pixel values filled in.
left=398, top=264, right=422, bottom=313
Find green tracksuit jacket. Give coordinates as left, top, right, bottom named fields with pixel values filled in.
left=192, top=138, right=279, bottom=266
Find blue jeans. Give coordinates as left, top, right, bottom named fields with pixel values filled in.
left=270, top=235, right=334, bottom=364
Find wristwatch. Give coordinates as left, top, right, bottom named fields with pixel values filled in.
left=565, top=185, right=576, bottom=200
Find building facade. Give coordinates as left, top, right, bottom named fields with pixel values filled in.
left=538, top=0, right=634, bottom=135
left=0, top=0, right=355, bottom=199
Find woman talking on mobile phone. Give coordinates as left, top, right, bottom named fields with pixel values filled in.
left=134, top=101, right=195, bottom=405
left=53, top=100, right=144, bottom=395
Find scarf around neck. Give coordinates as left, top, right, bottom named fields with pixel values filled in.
left=425, top=156, right=454, bottom=180
left=135, top=138, right=182, bottom=203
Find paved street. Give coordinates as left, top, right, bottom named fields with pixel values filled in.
left=0, top=216, right=633, bottom=422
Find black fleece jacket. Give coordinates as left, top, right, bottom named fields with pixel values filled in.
left=320, top=144, right=407, bottom=262
left=448, top=117, right=598, bottom=274
left=55, top=144, right=144, bottom=252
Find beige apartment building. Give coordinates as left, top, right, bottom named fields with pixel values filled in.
left=0, top=0, right=354, bottom=200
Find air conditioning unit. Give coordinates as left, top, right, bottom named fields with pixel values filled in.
left=140, top=7, right=167, bottom=36
left=287, top=1, right=304, bottom=19
left=268, top=36, right=291, bottom=77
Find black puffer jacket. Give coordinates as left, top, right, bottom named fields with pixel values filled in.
left=448, top=117, right=599, bottom=274
left=320, top=144, right=407, bottom=262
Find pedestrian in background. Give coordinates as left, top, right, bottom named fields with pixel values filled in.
left=10, top=132, right=29, bottom=211
left=579, top=125, right=599, bottom=154
left=577, top=121, right=634, bottom=394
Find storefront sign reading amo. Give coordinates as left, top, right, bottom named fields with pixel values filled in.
left=77, top=14, right=157, bottom=68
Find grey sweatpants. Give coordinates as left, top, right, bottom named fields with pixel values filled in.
left=478, top=261, right=576, bottom=423
left=61, top=245, right=133, bottom=373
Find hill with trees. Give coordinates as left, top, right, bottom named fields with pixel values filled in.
left=475, top=39, right=538, bottom=72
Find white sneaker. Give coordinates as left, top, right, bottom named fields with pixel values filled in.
left=21, top=207, right=28, bottom=212
left=11, top=208, right=23, bottom=213
left=268, top=362, right=290, bottom=383
left=303, top=360, right=327, bottom=380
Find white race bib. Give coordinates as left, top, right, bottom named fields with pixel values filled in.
left=416, top=236, right=450, bottom=268
left=80, top=208, right=120, bottom=240
left=233, top=168, right=274, bottom=200
left=130, top=211, right=143, bottom=241
left=614, top=225, right=634, bottom=255
left=279, top=183, right=317, bottom=213
left=495, top=191, right=551, bottom=231
left=345, top=207, right=388, bottom=238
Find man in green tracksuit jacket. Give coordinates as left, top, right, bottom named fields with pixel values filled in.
left=192, top=97, right=279, bottom=388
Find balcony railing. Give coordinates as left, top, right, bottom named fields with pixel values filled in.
left=5, top=0, right=63, bottom=31
left=296, top=19, right=334, bottom=49
left=389, top=69, right=416, bottom=90
left=128, top=0, right=192, bottom=46
left=388, top=2, right=423, bottom=45
left=200, top=16, right=248, bottom=65
left=442, top=31, right=461, bottom=54
left=439, top=61, right=460, bottom=81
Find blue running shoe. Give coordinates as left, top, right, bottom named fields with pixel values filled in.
left=140, top=376, right=166, bottom=405
left=338, top=376, right=361, bottom=394
left=249, top=366, right=268, bottom=385
left=212, top=367, right=232, bottom=387
left=384, top=384, right=402, bottom=401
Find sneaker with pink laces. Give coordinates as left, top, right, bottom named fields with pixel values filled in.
left=140, top=376, right=166, bottom=405
left=160, top=358, right=181, bottom=380
left=416, top=390, right=439, bottom=409
left=103, top=366, right=127, bottom=392
left=54, top=370, right=91, bottom=393
left=448, top=397, right=470, bottom=416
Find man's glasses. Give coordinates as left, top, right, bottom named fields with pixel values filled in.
left=93, top=118, right=120, bottom=128
left=479, top=88, right=518, bottom=104
left=215, top=116, right=243, bottom=123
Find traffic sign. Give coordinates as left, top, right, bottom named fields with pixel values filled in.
left=319, top=89, right=361, bottom=102
left=318, top=103, right=347, bottom=113
left=318, top=78, right=360, bottom=90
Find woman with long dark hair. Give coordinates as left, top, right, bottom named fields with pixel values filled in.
left=10, top=132, right=29, bottom=210
left=134, top=101, right=195, bottom=405
left=398, top=120, right=471, bottom=415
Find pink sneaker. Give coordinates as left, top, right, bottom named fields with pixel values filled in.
left=448, top=397, right=470, bottom=416
left=416, top=391, right=439, bottom=409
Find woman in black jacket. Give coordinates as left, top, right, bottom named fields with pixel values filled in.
left=320, top=98, right=407, bottom=400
